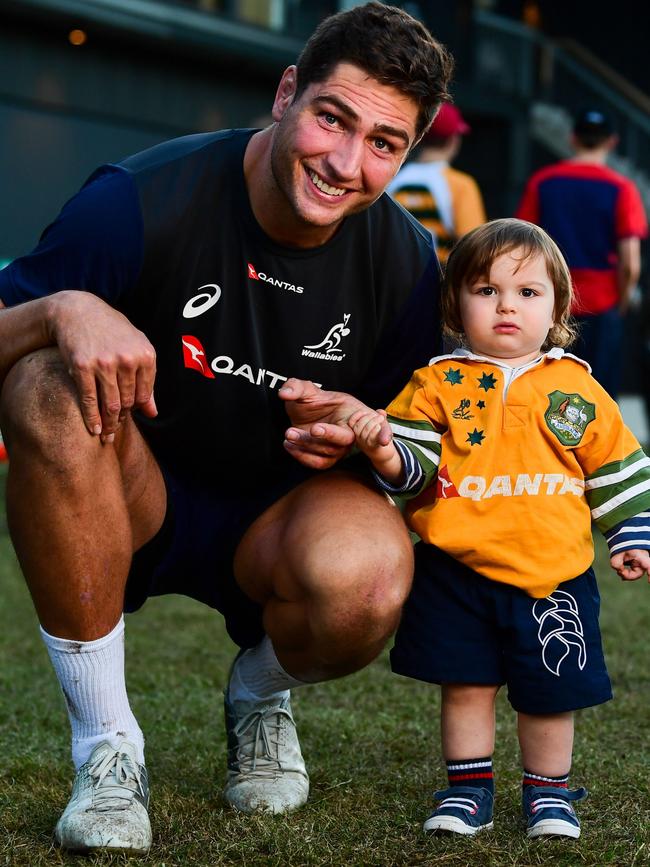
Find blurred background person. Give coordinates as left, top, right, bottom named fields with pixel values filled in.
left=387, top=103, right=486, bottom=265
left=516, top=108, right=648, bottom=400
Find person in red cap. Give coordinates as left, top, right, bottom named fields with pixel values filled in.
left=387, top=102, right=486, bottom=264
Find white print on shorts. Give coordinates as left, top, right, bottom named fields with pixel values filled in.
left=532, top=590, right=587, bottom=676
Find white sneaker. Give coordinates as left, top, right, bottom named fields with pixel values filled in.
left=54, top=740, right=151, bottom=854
left=223, top=690, right=309, bottom=814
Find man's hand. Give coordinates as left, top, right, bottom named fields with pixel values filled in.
left=279, top=378, right=391, bottom=469
left=610, top=548, right=650, bottom=581
left=47, top=291, right=157, bottom=442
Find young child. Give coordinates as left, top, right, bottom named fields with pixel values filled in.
left=348, top=218, right=650, bottom=839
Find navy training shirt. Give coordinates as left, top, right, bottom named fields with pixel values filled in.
left=0, top=129, right=442, bottom=488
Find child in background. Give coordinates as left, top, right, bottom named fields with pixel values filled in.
left=348, top=218, right=650, bottom=839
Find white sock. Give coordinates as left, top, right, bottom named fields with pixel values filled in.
left=228, top=635, right=308, bottom=703
left=40, top=616, right=145, bottom=770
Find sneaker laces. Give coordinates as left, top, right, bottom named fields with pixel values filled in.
left=88, top=746, right=146, bottom=812
left=232, top=706, right=295, bottom=779
left=530, top=796, right=574, bottom=815
left=437, top=796, right=479, bottom=816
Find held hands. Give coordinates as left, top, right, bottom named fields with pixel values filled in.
left=610, top=548, right=650, bottom=582
left=48, top=291, right=157, bottom=443
left=348, top=408, right=402, bottom=484
left=278, top=377, right=392, bottom=470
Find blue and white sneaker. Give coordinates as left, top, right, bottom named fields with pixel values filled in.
left=523, top=785, right=587, bottom=839
left=423, top=786, right=494, bottom=835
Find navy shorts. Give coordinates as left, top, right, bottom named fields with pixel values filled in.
left=391, top=544, right=613, bottom=714
left=124, top=461, right=314, bottom=649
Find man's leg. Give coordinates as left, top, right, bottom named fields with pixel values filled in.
left=223, top=471, right=414, bottom=813
left=236, top=471, right=414, bottom=679
left=0, top=348, right=167, bottom=854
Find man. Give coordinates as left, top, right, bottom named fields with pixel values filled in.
left=516, top=108, right=648, bottom=399
left=387, top=102, right=486, bottom=264
left=0, top=2, right=452, bottom=855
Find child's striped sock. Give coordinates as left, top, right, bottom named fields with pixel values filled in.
left=522, top=769, right=569, bottom=789
left=446, top=757, right=494, bottom=794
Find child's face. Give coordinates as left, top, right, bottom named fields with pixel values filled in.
left=458, top=248, right=556, bottom=367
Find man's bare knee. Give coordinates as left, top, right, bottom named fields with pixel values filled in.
left=288, top=491, right=413, bottom=595
left=1, top=348, right=84, bottom=460
left=312, top=531, right=413, bottom=649
left=264, top=533, right=412, bottom=679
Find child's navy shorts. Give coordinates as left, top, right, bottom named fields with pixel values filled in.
left=391, top=543, right=613, bottom=714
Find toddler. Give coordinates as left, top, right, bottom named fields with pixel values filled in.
left=349, top=218, right=650, bottom=838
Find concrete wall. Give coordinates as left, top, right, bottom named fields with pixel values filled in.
left=0, top=17, right=285, bottom=260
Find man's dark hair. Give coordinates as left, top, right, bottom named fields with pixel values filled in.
left=573, top=129, right=613, bottom=150
left=295, top=2, right=453, bottom=140
left=573, top=108, right=615, bottom=150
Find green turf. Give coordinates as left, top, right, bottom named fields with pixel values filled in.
left=1, top=462, right=649, bottom=866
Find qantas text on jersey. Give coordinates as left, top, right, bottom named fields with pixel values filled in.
left=182, top=336, right=321, bottom=389
left=248, top=262, right=304, bottom=294
left=451, top=473, right=585, bottom=501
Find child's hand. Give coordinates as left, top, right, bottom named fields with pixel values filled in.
left=347, top=408, right=403, bottom=484
left=610, top=548, right=650, bottom=581
left=348, top=407, right=402, bottom=474
left=348, top=408, right=391, bottom=454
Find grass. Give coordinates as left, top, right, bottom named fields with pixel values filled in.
left=1, top=461, right=649, bottom=866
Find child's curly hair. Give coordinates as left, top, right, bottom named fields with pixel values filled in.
left=442, top=218, right=578, bottom=350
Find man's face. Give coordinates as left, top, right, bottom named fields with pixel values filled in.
left=269, top=62, right=419, bottom=243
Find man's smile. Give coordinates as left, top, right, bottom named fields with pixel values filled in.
left=307, top=168, right=347, bottom=197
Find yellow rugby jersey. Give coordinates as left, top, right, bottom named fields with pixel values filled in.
left=386, top=349, right=650, bottom=597
left=389, top=164, right=486, bottom=264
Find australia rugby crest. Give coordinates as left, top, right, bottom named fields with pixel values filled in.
left=545, top=390, right=595, bottom=446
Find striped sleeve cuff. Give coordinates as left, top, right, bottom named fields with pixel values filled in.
left=586, top=450, right=650, bottom=532
left=372, top=439, right=425, bottom=495
left=604, top=512, right=650, bottom=555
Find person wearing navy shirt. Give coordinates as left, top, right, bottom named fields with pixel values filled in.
left=516, top=108, right=648, bottom=399
left=0, top=2, right=452, bottom=855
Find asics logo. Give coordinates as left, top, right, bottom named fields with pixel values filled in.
left=182, top=284, right=222, bottom=319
